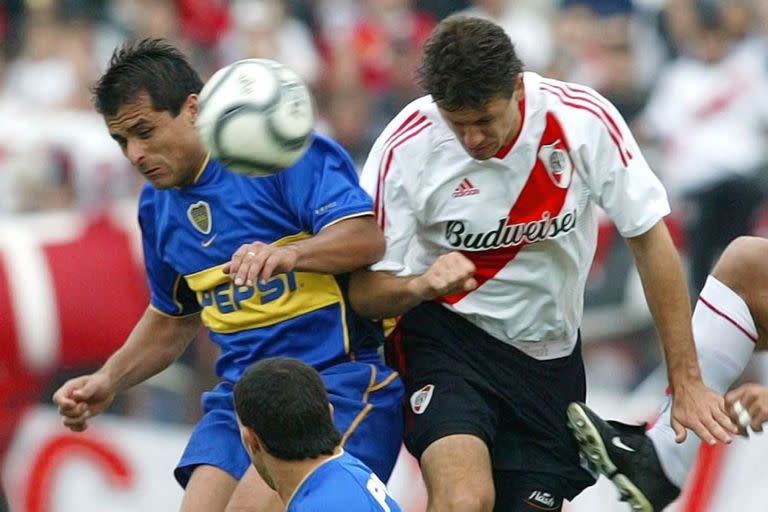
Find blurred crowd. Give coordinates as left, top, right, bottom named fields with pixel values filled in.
left=2, top=0, right=768, bottom=447
left=2, top=0, right=767, bottom=213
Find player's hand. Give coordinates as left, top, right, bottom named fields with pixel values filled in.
left=670, top=379, right=737, bottom=445
left=52, top=373, right=116, bottom=432
left=408, top=252, right=477, bottom=301
left=725, top=383, right=768, bottom=435
left=223, top=242, right=299, bottom=286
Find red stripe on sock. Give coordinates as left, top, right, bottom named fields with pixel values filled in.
left=698, top=296, right=757, bottom=343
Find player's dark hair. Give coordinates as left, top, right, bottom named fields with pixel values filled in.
left=234, top=357, right=341, bottom=460
left=93, top=38, right=203, bottom=117
left=418, top=15, right=523, bottom=112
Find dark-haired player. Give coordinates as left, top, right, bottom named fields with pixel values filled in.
left=350, top=15, right=735, bottom=512
left=52, top=39, right=403, bottom=512
left=234, top=357, right=403, bottom=511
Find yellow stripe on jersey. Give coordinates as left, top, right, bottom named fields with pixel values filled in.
left=185, top=265, right=343, bottom=333
left=185, top=231, right=340, bottom=334
left=269, top=231, right=350, bottom=352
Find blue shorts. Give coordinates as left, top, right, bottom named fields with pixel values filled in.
left=174, top=355, right=404, bottom=488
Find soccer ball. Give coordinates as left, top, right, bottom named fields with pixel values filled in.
left=196, top=59, right=315, bottom=176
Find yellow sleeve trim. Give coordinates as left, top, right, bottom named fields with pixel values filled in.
left=320, top=211, right=375, bottom=231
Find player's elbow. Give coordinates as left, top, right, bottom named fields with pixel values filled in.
left=336, top=216, right=385, bottom=267
left=352, top=218, right=386, bottom=266
left=367, top=227, right=386, bottom=265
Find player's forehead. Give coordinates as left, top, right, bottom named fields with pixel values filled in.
left=105, top=93, right=163, bottom=133
left=439, top=95, right=511, bottom=123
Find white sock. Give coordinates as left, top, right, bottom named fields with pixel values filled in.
left=647, top=276, right=757, bottom=487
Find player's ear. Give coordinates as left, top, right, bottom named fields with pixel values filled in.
left=241, top=426, right=262, bottom=455
left=328, top=402, right=335, bottom=418
left=185, top=94, right=199, bottom=123
left=512, top=74, right=524, bottom=102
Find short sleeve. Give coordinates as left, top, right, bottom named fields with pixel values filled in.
left=138, top=187, right=201, bottom=316
left=576, top=90, right=671, bottom=238
left=279, top=135, right=374, bottom=234
left=360, top=127, right=418, bottom=275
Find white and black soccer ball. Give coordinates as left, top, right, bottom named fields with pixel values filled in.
left=196, top=59, right=315, bottom=176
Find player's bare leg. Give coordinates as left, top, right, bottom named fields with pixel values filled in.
left=420, top=434, right=495, bottom=512
left=648, top=237, right=768, bottom=478
left=711, top=236, right=768, bottom=346
left=180, top=465, right=238, bottom=512
left=224, top=465, right=283, bottom=512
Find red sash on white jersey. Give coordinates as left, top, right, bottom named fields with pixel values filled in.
left=440, top=112, right=572, bottom=304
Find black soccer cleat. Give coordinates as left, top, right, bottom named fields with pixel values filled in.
left=566, top=402, right=681, bottom=512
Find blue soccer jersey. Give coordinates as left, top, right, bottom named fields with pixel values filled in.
left=287, top=451, right=402, bottom=512
left=138, top=133, right=404, bottom=487
left=139, top=133, right=386, bottom=382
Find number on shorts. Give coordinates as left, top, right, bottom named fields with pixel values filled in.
left=366, top=473, right=391, bottom=512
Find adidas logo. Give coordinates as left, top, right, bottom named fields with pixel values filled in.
left=452, top=178, right=479, bottom=197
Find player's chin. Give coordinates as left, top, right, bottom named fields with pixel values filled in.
left=147, top=175, right=176, bottom=190
left=466, top=147, right=496, bottom=160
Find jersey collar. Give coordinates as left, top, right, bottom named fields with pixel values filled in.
left=285, top=449, right=345, bottom=509
left=192, top=152, right=212, bottom=184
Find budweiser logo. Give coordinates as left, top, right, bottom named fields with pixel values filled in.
left=445, top=210, right=577, bottom=249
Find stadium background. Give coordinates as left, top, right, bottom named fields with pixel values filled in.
left=2, top=0, right=768, bottom=510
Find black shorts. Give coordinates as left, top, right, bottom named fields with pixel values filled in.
left=388, top=301, right=595, bottom=501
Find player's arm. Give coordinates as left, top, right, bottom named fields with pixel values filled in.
left=288, top=214, right=385, bottom=272
left=53, top=306, right=201, bottom=432
left=93, top=306, right=201, bottom=392
left=224, top=214, right=385, bottom=286
left=225, top=137, right=388, bottom=285
left=350, top=252, right=477, bottom=319
left=577, top=86, right=737, bottom=444
left=627, top=221, right=736, bottom=444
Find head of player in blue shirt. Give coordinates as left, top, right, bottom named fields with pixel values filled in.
left=418, top=15, right=525, bottom=161
left=233, top=357, right=342, bottom=490
left=92, top=38, right=207, bottom=190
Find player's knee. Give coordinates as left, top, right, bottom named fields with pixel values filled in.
left=711, top=236, right=768, bottom=295
left=429, top=484, right=495, bottom=512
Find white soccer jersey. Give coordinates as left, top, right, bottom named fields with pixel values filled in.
left=360, top=72, right=670, bottom=360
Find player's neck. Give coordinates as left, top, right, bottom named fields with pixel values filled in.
left=271, top=447, right=343, bottom=504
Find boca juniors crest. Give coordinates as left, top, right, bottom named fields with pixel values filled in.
left=538, top=139, right=573, bottom=189
left=187, top=201, right=212, bottom=235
